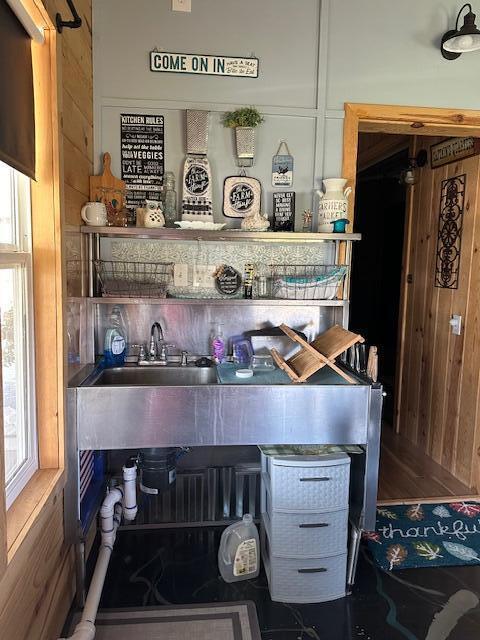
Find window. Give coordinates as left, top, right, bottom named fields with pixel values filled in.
left=0, top=159, right=36, bottom=508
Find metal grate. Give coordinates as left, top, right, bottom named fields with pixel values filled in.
left=131, top=464, right=261, bottom=527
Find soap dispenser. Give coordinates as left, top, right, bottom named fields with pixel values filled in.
left=104, top=305, right=127, bottom=367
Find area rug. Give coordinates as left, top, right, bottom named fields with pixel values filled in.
left=363, top=502, right=480, bottom=570
left=86, top=602, right=261, bottom=640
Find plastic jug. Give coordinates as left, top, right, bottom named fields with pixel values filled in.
left=218, top=514, right=260, bottom=582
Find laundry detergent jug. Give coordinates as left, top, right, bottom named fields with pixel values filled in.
left=218, top=514, right=260, bottom=583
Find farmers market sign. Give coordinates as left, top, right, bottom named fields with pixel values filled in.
left=150, top=51, right=259, bottom=78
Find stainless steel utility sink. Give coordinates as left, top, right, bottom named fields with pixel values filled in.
left=84, top=365, right=218, bottom=386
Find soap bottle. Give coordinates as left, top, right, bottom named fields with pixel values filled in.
left=211, top=322, right=226, bottom=364
left=218, top=514, right=260, bottom=583
left=104, top=305, right=127, bottom=367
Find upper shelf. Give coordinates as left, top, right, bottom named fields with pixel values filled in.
left=80, top=226, right=361, bottom=243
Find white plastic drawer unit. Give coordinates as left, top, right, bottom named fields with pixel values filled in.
left=261, top=452, right=351, bottom=512
left=262, top=526, right=347, bottom=603
left=262, top=508, right=348, bottom=558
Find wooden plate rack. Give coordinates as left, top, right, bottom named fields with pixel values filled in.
left=270, top=323, right=364, bottom=384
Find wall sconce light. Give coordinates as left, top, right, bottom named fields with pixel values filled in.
left=441, top=3, right=480, bottom=59
left=400, top=150, right=428, bottom=186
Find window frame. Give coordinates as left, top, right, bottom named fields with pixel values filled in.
left=0, top=164, right=38, bottom=508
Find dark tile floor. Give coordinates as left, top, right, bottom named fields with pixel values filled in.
left=96, top=526, right=480, bottom=639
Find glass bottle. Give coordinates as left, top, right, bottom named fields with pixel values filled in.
left=210, top=322, right=226, bottom=364
left=163, top=171, right=178, bottom=228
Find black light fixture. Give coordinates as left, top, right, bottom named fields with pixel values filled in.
left=400, top=149, right=428, bottom=186
left=441, top=3, right=480, bottom=59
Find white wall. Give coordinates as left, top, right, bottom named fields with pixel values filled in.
left=93, top=0, right=480, bottom=222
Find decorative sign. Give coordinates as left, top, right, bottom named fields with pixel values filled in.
left=181, top=156, right=213, bottom=220
left=272, top=141, right=293, bottom=187
left=223, top=176, right=261, bottom=218
left=214, top=265, right=242, bottom=297
left=431, top=137, right=480, bottom=169
left=272, top=191, right=295, bottom=231
left=435, top=174, right=466, bottom=289
left=120, top=113, right=164, bottom=210
left=150, top=51, right=259, bottom=78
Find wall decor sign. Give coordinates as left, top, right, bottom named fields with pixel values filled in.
left=430, top=137, right=480, bottom=169
left=214, top=265, right=242, bottom=297
left=272, top=191, right=295, bottom=231
left=223, top=176, right=261, bottom=218
left=120, top=113, right=164, bottom=210
left=272, top=141, right=293, bottom=187
left=435, top=174, right=466, bottom=289
left=150, top=51, right=259, bottom=78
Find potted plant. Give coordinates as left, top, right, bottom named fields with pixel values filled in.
left=222, top=107, right=264, bottom=166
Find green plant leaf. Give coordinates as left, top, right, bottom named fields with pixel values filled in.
left=377, top=508, right=398, bottom=520
left=222, top=106, right=264, bottom=128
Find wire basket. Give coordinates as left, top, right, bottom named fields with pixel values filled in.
left=94, top=260, right=173, bottom=298
left=270, top=264, right=347, bottom=300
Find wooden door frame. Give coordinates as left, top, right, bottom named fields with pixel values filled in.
left=342, top=103, right=480, bottom=445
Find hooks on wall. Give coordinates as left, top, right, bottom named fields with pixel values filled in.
left=56, top=0, right=82, bottom=33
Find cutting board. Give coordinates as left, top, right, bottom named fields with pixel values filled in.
left=90, top=152, right=125, bottom=215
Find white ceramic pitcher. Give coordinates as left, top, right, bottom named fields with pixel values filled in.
left=316, top=178, right=352, bottom=232
left=81, top=201, right=107, bottom=226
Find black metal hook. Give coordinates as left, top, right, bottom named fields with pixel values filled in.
left=56, top=0, right=82, bottom=33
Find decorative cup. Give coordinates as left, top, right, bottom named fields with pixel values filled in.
left=81, top=202, right=107, bottom=226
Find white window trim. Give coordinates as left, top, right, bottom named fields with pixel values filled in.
left=1, top=168, right=37, bottom=508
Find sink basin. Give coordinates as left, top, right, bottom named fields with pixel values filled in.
left=85, top=365, right=218, bottom=386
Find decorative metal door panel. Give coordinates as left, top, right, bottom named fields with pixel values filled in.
left=435, top=174, right=466, bottom=289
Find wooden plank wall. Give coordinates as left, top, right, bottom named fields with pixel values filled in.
left=0, top=2, right=92, bottom=639
left=397, top=135, right=480, bottom=490
left=44, top=0, right=93, bottom=225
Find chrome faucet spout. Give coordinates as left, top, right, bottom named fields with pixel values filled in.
left=149, top=322, right=164, bottom=360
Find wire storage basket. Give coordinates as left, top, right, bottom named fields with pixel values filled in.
left=270, top=264, right=348, bottom=300
left=94, top=260, right=173, bottom=298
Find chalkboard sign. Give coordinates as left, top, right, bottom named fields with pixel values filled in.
left=214, top=265, right=242, bottom=297
left=273, top=191, right=295, bottom=231
left=223, top=176, right=261, bottom=218
left=120, top=113, right=164, bottom=210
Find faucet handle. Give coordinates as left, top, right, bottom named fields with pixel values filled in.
left=138, top=344, right=147, bottom=362
left=181, top=350, right=189, bottom=366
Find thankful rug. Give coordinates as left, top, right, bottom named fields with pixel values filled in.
left=69, top=602, right=261, bottom=640
left=364, top=502, right=480, bottom=570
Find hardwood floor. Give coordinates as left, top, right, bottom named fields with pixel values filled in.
left=378, top=426, right=479, bottom=504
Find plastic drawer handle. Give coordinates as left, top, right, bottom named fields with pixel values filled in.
left=299, top=477, right=330, bottom=482
left=297, top=568, right=328, bottom=574
left=299, top=523, right=329, bottom=528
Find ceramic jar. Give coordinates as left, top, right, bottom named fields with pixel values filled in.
left=316, top=178, right=352, bottom=233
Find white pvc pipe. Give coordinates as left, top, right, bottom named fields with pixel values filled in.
left=60, top=465, right=137, bottom=640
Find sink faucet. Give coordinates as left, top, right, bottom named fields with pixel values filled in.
left=149, top=322, right=164, bottom=361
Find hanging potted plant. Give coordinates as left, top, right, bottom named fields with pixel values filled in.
left=222, top=107, right=264, bottom=166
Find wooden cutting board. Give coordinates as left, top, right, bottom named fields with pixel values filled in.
left=90, top=152, right=125, bottom=212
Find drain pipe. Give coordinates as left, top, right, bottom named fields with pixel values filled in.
left=61, top=463, right=137, bottom=640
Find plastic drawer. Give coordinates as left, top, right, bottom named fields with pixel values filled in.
left=261, top=526, right=346, bottom=603
left=262, top=509, right=348, bottom=558
left=262, top=466, right=350, bottom=513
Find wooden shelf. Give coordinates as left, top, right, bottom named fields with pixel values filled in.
left=69, top=296, right=348, bottom=307
left=80, top=226, right=361, bottom=243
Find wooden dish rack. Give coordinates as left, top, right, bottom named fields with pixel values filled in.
left=270, top=323, right=364, bottom=384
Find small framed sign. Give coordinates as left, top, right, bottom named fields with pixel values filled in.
left=150, top=51, right=259, bottom=78
left=273, top=191, right=295, bottom=231
left=214, top=265, right=242, bottom=297
left=223, top=176, right=261, bottom=218
left=431, top=137, right=480, bottom=169
left=272, top=141, right=293, bottom=187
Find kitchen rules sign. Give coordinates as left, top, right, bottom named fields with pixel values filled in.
left=120, top=114, right=164, bottom=210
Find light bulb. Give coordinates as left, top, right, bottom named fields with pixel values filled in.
left=458, top=34, right=474, bottom=48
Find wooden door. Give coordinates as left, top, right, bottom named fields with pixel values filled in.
left=396, top=136, right=480, bottom=489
